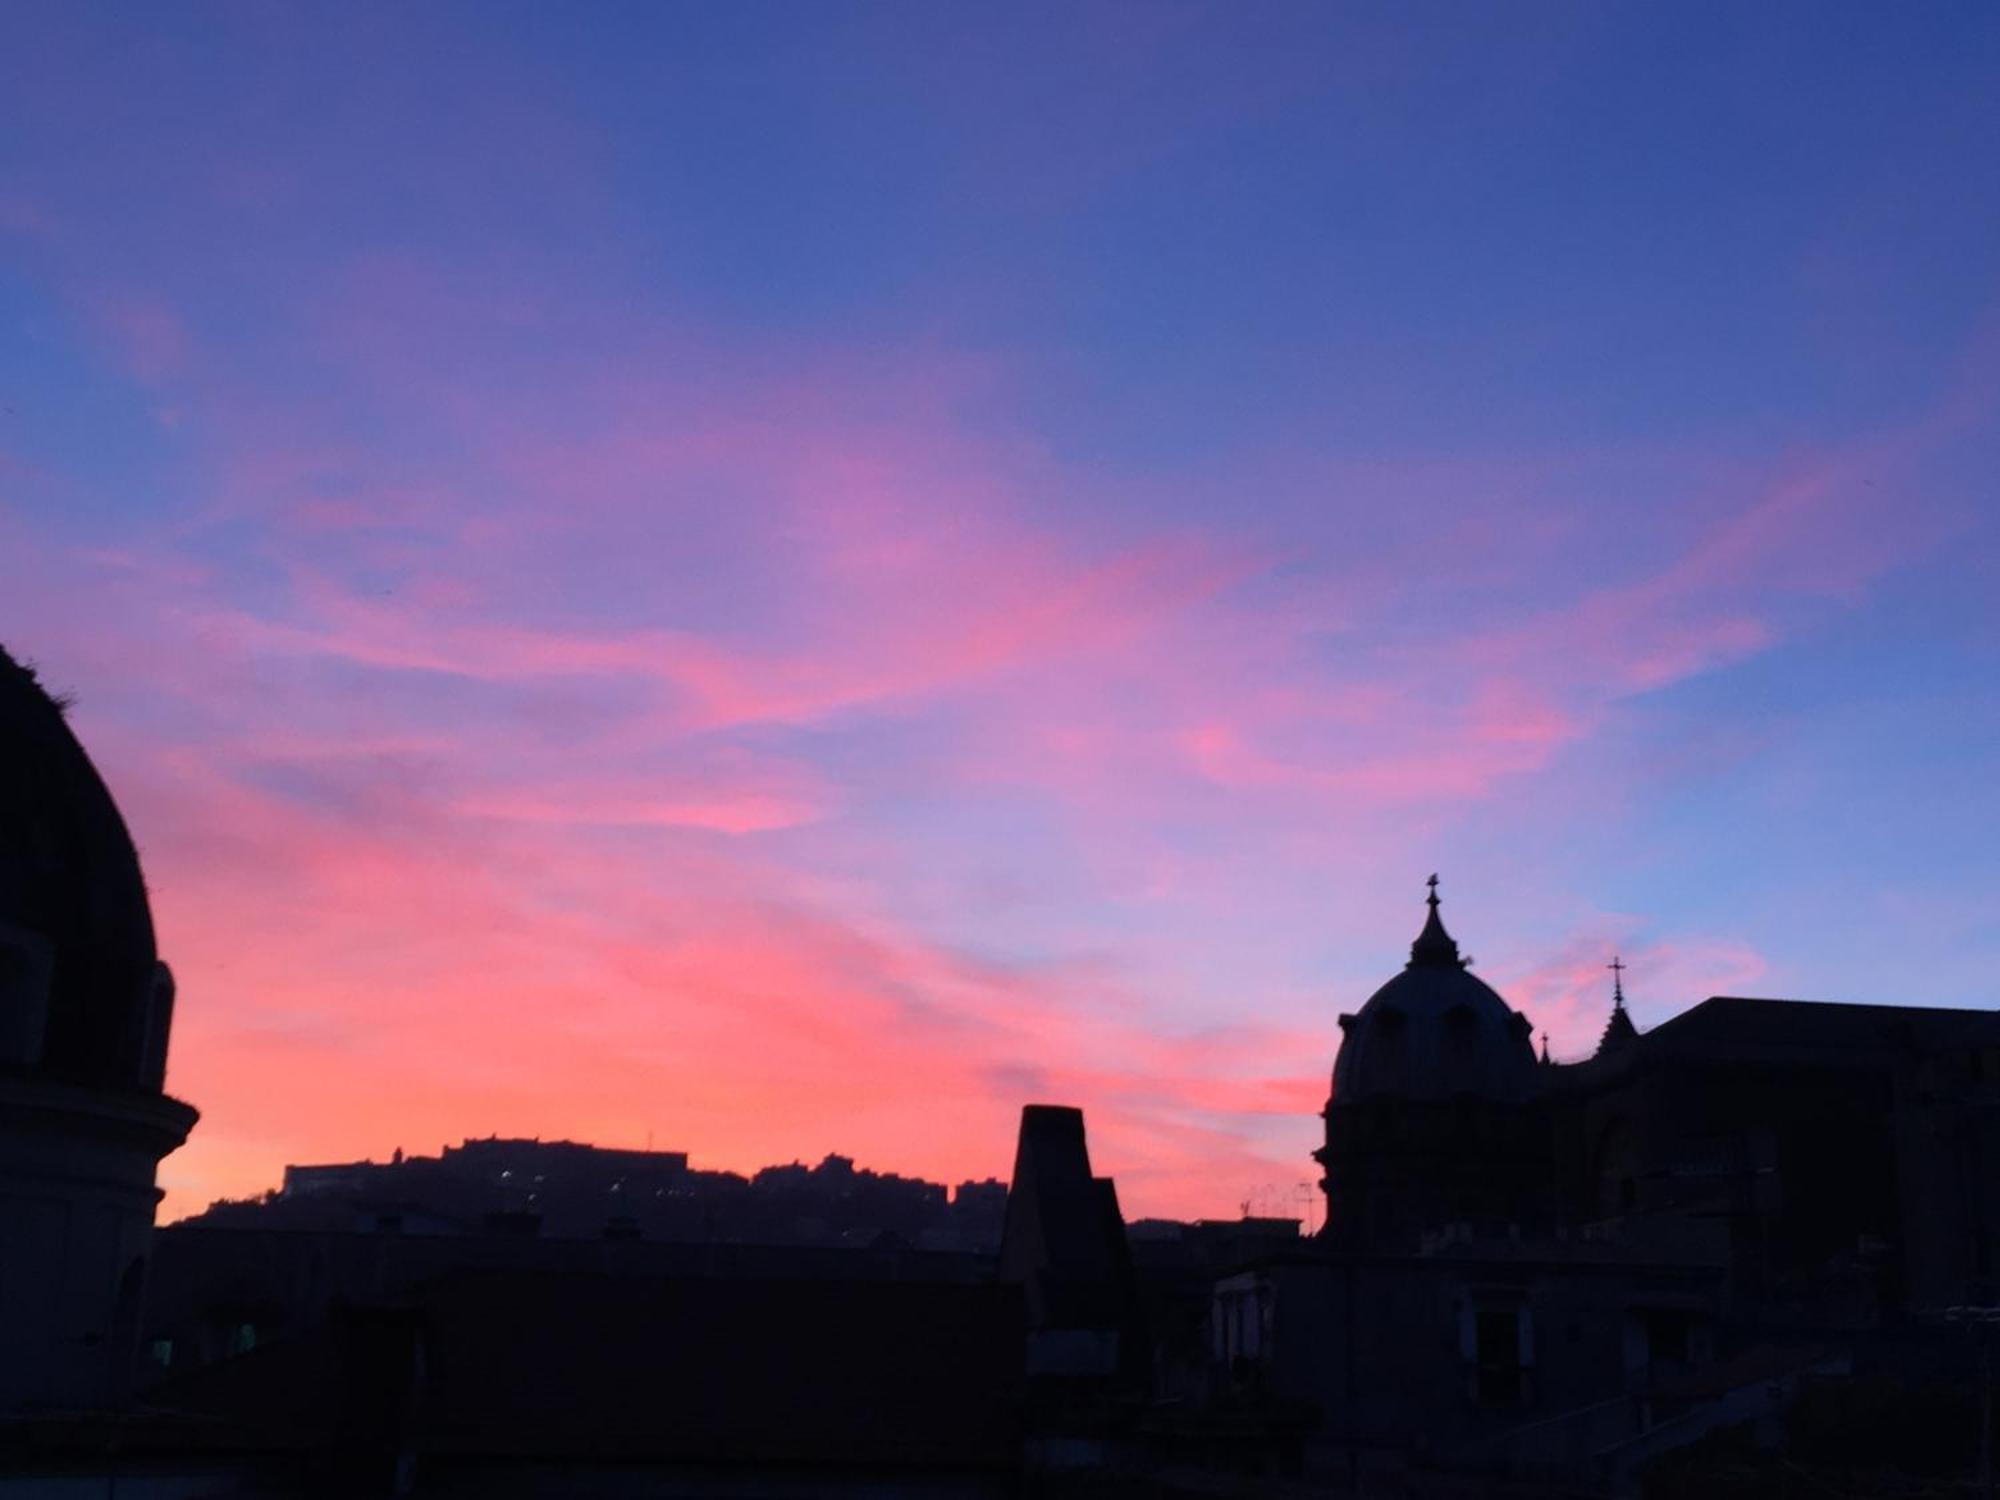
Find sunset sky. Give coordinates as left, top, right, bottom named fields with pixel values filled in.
left=3, top=3, right=1997, bottom=1222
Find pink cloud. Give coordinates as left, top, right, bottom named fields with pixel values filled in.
left=11, top=254, right=1983, bottom=1231
left=136, top=734, right=1329, bottom=1218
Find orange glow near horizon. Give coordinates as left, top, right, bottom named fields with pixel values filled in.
left=8, top=8, right=1994, bottom=1226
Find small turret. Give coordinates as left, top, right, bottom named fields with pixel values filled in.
left=1595, top=955, right=1639, bottom=1056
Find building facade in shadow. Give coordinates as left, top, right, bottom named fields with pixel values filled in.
left=0, top=646, right=196, bottom=1413
left=1192, top=880, right=2000, bottom=1493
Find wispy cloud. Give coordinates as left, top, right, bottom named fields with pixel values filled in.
left=7, top=5, right=1995, bottom=1222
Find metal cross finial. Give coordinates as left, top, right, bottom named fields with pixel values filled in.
left=1608, top=955, right=1627, bottom=1010
left=1426, top=873, right=1440, bottom=909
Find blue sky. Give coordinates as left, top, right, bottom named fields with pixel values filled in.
left=2, top=1, right=1996, bottom=1217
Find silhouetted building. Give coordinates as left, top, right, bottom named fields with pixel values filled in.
left=0, top=646, right=196, bottom=1411
left=1316, top=877, right=1547, bottom=1249
left=1313, top=882, right=2000, bottom=1319
left=999, top=1105, right=1137, bottom=1355
left=1201, top=880, right=2000, bottom=1493
left=140, top=1219, right=999, bottom=1383
left=142, top=1269, right=1027, bottom=1497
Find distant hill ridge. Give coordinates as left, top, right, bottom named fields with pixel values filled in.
left=180, top=1135, right=1010, bottom=1253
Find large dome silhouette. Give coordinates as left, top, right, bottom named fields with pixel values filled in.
left=0, top=645, right=167, bottom=1090
left=1330, top=881, right=1538, bottom=1104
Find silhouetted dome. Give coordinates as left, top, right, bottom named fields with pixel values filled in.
left=0, top=646, right=168, bottom=1089
left=1330, top=883, right=1538, bottom=1104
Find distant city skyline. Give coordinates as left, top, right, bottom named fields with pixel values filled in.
left=2, top=3, right=1996, bottom=1221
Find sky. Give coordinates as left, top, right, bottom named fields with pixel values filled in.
left=2, top=2, right=1997, bottom=1223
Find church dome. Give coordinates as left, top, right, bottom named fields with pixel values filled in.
left=1330, top=881, right=1538, bottom=1104
left=0, top=645, right=170, bottom=1090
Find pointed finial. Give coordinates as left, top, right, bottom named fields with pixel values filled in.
left=1595, top=958, right=1640, bottom=1055
left=1540, top=1032, right=1551, bottom=1065
left=1409, top=874, right=1463, bottom=969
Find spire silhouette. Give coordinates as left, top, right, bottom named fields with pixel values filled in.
left=1409, top=874, right=1464, bottom=970
left=1595, top=954, right=1638, bottom=1056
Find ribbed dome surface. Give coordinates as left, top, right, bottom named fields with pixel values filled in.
left=0, top=646, right=161, bottom=1088
left=1330, top=886, right=1538, bottom=1103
